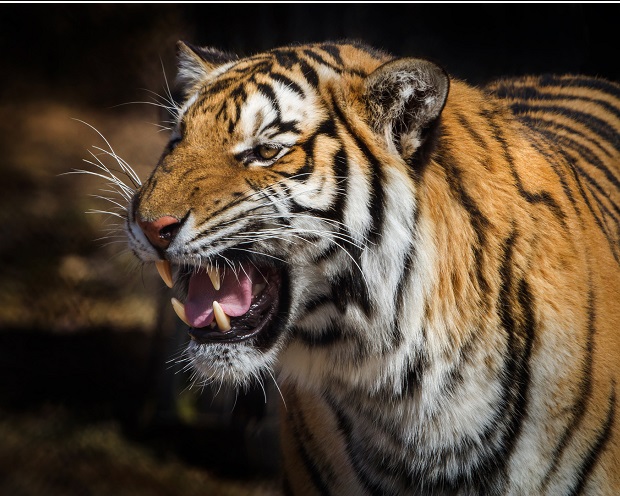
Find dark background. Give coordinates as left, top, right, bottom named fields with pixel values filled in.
left=0, top=3, right=618, bottom=495
left=2, top=4, right=619, bottom=107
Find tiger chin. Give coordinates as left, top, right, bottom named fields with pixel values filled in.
left=126, top=41, right=620, bottom=495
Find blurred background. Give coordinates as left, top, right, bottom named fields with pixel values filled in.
left=0, top=3, right=618, bottom=495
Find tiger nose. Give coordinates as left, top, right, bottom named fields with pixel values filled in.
left=137, top=215, right=182, bottom=250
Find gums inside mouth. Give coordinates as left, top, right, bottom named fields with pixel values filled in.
left=165, top=262, right=282, bottom=344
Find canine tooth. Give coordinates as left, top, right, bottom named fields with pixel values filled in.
left=155, top=260, right=173, bottom=288
left=252, top=282, right=266, bottom=296
left=207, top=265, right=221, bottom=291
left=171, top=298, right=191, bottom=327
left=212, top=300, right=231, bottom=331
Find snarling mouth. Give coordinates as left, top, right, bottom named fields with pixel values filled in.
left=155, top=260, right=282, bottom=344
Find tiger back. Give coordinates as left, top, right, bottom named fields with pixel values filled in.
left=125, top=42, right=620, bottom=494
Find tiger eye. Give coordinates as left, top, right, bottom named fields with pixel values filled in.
left=256, top=144, right=280, bottom=160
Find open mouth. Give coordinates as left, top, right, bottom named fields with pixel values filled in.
left=155, top=260, right=282, bottom=344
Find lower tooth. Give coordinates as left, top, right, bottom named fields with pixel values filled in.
left=212, top=300, right=231, bottom=331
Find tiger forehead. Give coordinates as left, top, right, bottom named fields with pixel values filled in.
left=189, top=67, right=304, bottom=117
left=184, top=43, right=389, bottom=118
left=183, top=74, right=315, bottom=146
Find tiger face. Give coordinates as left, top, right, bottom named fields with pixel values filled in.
left=128, top=42, right=448, bottom=387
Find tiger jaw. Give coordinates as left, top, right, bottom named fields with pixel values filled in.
left=156, top=259, right=283, bottom=344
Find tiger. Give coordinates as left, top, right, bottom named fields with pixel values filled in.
left=125, top=40, right=620, bottom=494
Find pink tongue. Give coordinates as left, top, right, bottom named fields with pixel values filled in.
left=185, top=264, right=255, bottom=328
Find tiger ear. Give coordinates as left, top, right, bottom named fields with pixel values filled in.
left=176, top=41, right=238, bottom=92
left=365, top=58, right=449, bottom=159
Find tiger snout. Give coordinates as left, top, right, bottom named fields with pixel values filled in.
left=136, top=215, right=182, bottom=250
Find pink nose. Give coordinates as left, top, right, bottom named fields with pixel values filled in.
left=137, top=215, right=181, bottom=250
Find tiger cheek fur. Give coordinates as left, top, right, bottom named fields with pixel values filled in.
left=126, top=41, right=620, bottom=494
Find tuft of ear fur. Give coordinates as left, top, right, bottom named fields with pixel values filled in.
left=365, top=58, right=449, bottom=159
left=176, top=41, right=238, bottom=93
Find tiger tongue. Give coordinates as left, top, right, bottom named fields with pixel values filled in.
left=185, top=265, right=254, bottom=329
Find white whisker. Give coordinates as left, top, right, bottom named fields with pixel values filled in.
left=266, top=367, right=286, bottom=409
left=86, top=209, right=126, bottom=219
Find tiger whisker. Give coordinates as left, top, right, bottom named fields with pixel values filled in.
left=72, top=118, right=142, bottom=188
left=66, top=165, right=133, bottom=200
left=227, top=247, right=287, bottom=264
left=112, top=100, right=180, bottom=118
left=266, top=367, right=286, bottom=409
left=88, top=194, right=128, bottom=211
left=86, top=209, right=126, bottom=219
left=91, top=146, right=141, bottom=188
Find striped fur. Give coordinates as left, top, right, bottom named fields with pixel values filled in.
left=128, top=42, right=620, bottom=494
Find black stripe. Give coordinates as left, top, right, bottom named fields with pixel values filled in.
left=256, top=82, right=281, bottom=119
left=398, top=348, right=428, bottom=397
left=303, top=48, right=343, bottom=73
left=536, top=74, right=620, bottom=103
left=299, top=293, right=333, bottom=318
left=519, top=185, right=567, bottom=225
left=551, top=135, right=620, bottom=222
left=270, top=71, right=305, bottom=97
left=389, top=207, right=420, bottom=354
left=562, top=148, right=620, bottom=216
left=570, top=160, right=620, bottom=265
left=272, top=119, right=337, bottom=183
left=319, top=43, right=344, bottom=65
left=331, top=98, right=386, bottom=245
left=523, top=132, right=583, bottom=220
left=292, top=133, right=316, bottom=179
left=303, top=47, right=367, bottom=79
left=541, top=129, right=620, bottom=222
left=324, top=394, right=393, bottom=495
left=484, top=108, right=568, bottom=226
left=538, top=133, right=620, bottom=263
left=492, top=81, right=620, bottom=123
left=522, top=118, right=620, bottom=193
left=295, top=323, right=349, bottom=348
left=570, top=384, right=616, bottom=496
left=543, top=282, right=596, bottom=489
left=479, top=229, right=535, bottom=485
left=202, top=77, right=235, bottom=96
left=264, top=120, right=301, bottom=137
left=286, top=394, right=334, bottom=496
left=329, top=145, right=348, bottom=221
left=326, top=388, right=495, bottom=493
left=232, top=58, right=272, bottom=76
left=195, top=179, right=260, bottom=221
left=228, top=85, right=247, bottom=134
left=437, top=145, right=492, bottom=304
left=297, top=58, right=320, bottom=88
left=330, top=270, right=372, bottom=317
left=455, top=111, right=488, bottom=152
left=272, top=49, right=299, bottom=70
left=508, top=277, right=536, bottom=441
left=518, top=113, right=614, bottom=159
left=509, top=102, right=620, bottom=155
left=214, top=100, right=228, bottom=122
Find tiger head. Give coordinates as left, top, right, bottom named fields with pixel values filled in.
left=127, top=41, right=449, bottom=388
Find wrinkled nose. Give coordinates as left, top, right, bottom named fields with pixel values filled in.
left=137, top=215, right=182, bottom=250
